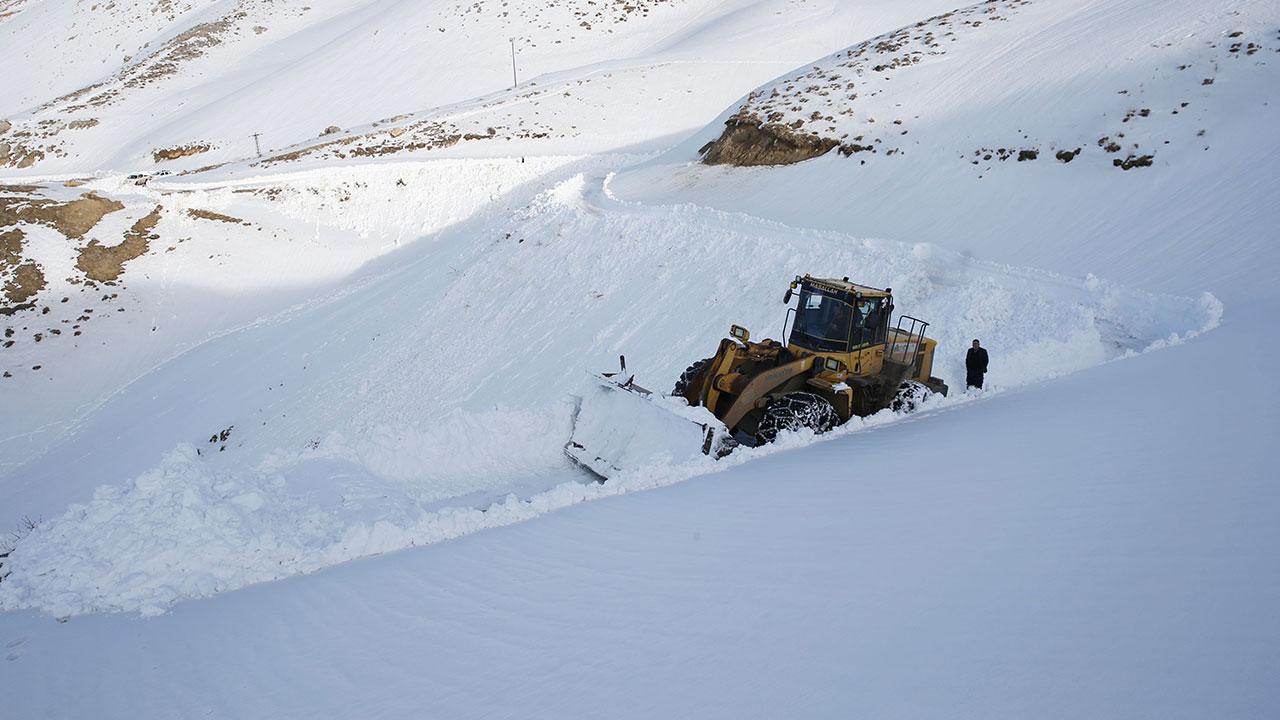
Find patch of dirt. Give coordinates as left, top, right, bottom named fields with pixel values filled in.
left=0, top=190, right=124, bottom=238
left=153, top=143, right=211, bottom=163
left=700, top=115, right=839, bottom=166
left=253, top=117, right=528, bottom=168
left=258, top=136, right=354, bottom=165
left=187, top=208, right=246, bottom=224
left=179, top=161, right=230, bottom=176
left=0, top=228, right=20, bottom=259
left=76, top=206, right=162, bottom=282
left=1, top=228, right=45, bottom=315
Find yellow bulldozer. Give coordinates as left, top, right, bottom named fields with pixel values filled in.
left=565, top=274, right=948, bottom=479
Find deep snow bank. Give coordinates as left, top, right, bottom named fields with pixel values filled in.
left=0, top=171, right=1221, bottom=616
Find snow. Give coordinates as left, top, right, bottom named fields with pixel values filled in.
left=1, top=314, right=1276, bottom=718
left=0, top=164, right=1223, bottom=616
left=0, top=0, right=1277, bottom=716
left=613, top=0, right=1280, bottom=301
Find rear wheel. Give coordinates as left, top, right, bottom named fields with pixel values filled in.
left=890, top=380, right=931, bottom=413
left=672, top=357, right=714, bottom=397
left=755, top=392, right=839, bottom=444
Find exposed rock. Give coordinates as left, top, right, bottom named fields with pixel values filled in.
left=76, top=206, right=162, bottom=282
left=321, top=125, right=341, bottom=136
left=187, top=208, right=246, bottom=224
left=1017, top=149, right=1039, bottom=161
left=16, top=150, right=43, bottom=168
left=67, top=118, right=99, bottom=130
left=153, top=143, right=211, bottom=163
left=0, top=120, right=10, bottom=135
left=1055, top=148, right=1081, bottom=163
left=701, top=116, right=840, bottom=166
left=1113, top=154, right=1154, bottom=170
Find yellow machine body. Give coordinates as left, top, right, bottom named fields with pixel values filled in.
left=680, top=275, right=947, bottom=437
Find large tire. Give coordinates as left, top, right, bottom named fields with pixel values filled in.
left=755, top=392, right=839, bottom=445
left=672, top=357, right=714, bottom=397
left=890, top=380, right=931, bottom=413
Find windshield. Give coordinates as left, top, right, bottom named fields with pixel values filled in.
left=789, top=288, right=887, bottom=352
left=790, top=288, right=853, bottom=352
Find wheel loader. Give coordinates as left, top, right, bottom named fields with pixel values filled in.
left=565, top=274, right=948, bottom=479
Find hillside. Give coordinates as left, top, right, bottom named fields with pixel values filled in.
left=616, top=0, right=1280, bottom=299
left=1, top=0, right=1277, bottom=718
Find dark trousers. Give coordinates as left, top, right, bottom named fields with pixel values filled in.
left=966, top=372, right=984, bottom=389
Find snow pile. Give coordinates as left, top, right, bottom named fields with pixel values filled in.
left=0, top=171, right=1222, bottom=616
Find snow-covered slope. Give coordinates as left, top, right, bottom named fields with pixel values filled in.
left=0, top=0, right=1270, bottom=615
left=0, top=0, right=962, bottom=174
left=1, top=306, right=1276, bottom=718
left=0, top=0, right=1277, bottom=715
left=0, top=164, right=1222, bottom=615
left=615, top=0, right=1280, bottom=300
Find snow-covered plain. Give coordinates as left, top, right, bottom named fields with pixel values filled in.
left=1, top=0, right=1277, bottom=716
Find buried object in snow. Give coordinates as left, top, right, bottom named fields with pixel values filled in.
left=566, top=275, right=948, bottom=479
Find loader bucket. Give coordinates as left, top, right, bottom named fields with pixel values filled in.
left=565, top=372, right=734, bottom=480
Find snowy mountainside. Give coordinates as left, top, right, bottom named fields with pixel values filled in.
left=0, top=157, right=580, bottom=470
left=0, top=0, right=1275, bottom=715
left=2, top=0, right=707, bottom=171
left=698, top=0, right=1277, bottom=171
left=0, top=0, right=1270, bottom=623
left=0, top=0, right=962, bottom=175
left=616, top=0, right=1280, bottom=299
left=0, top=0, right=963, bottom=473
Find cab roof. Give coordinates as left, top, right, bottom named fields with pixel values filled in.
left=799, top=274, right=891, bottom=298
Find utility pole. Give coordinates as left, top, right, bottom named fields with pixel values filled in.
left=251, top=132, right=262, bottom=158
left=509, top=37, right=518, bottom=88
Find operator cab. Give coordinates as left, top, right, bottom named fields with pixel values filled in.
left=784, top=275, right=891, bottom=353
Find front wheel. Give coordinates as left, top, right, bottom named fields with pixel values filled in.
left=672, top=357, right=714, bottom=397
left=755, top=392, right=839, bottom=445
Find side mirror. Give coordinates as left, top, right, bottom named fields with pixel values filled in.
left=783, top=288, right=793, bottom=304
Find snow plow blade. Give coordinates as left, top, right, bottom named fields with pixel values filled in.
left=565, top=368, right=734, bottom=481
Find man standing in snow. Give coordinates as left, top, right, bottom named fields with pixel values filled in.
left=966, top=339, right=989, bottom=390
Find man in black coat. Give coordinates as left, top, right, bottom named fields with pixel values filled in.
left=966, top=339, right=989, bottom=389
